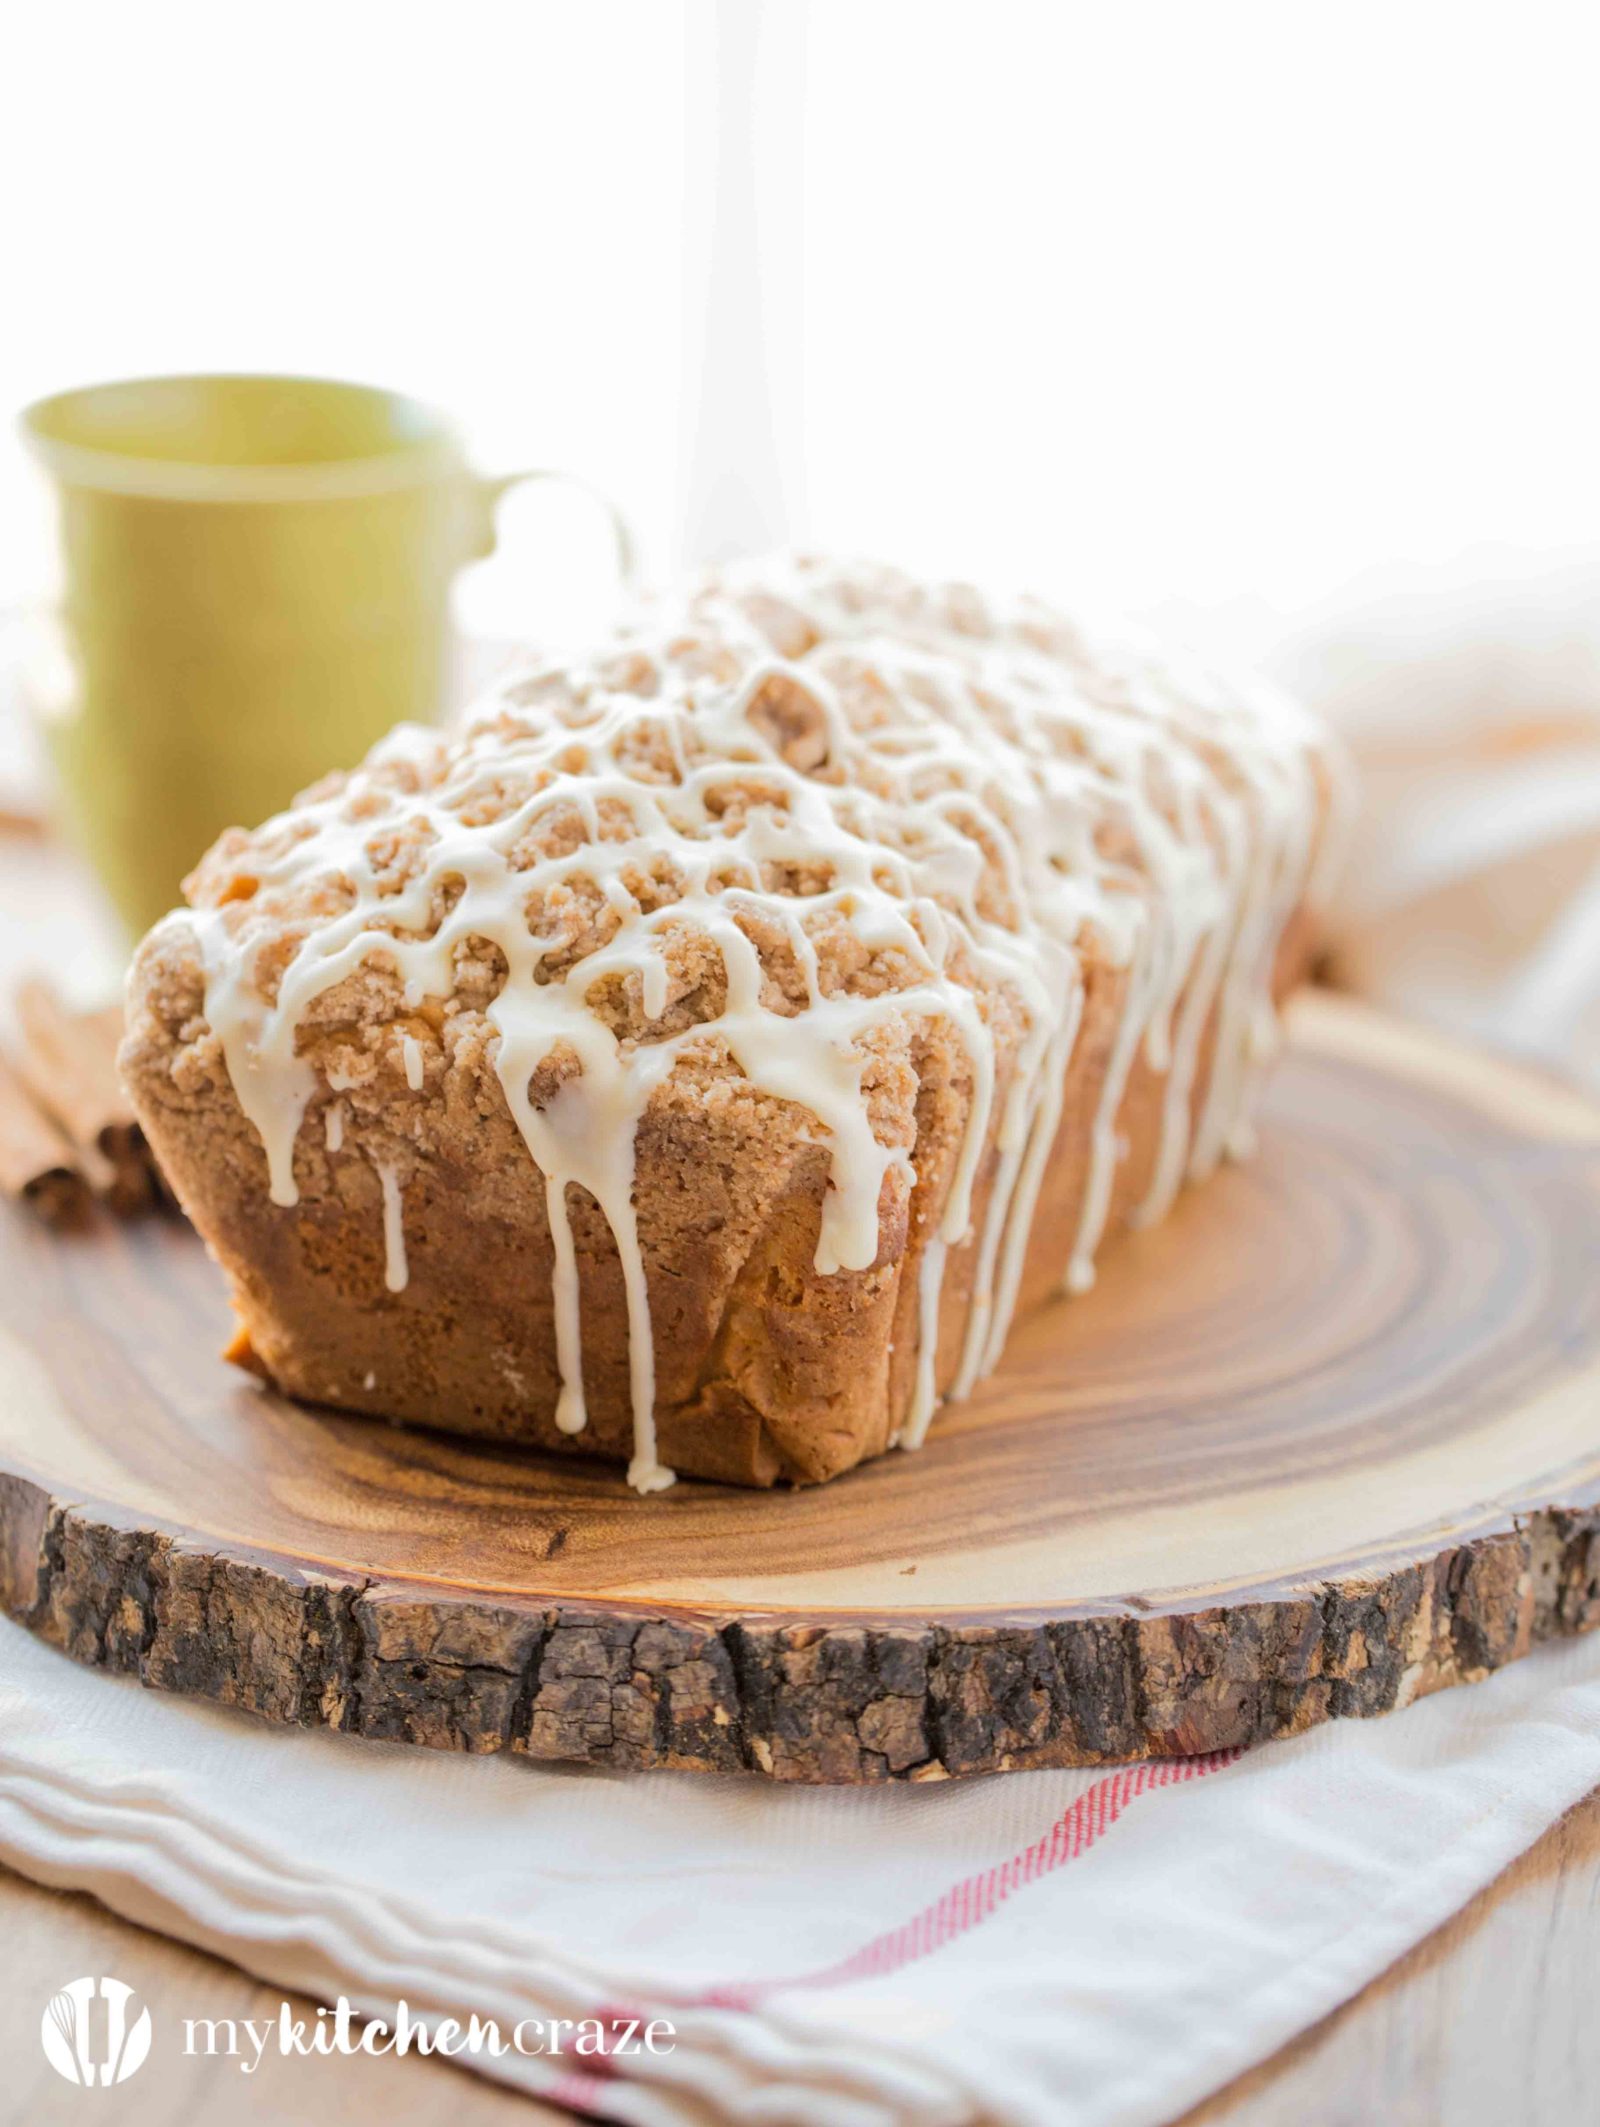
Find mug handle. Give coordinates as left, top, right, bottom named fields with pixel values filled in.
left=466, top=469, right=638, bottom=594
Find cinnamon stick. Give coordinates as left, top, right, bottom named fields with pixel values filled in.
left=0, top=1051, right=91, bottom=1225
left=11, top=980, right=154, bottom=1213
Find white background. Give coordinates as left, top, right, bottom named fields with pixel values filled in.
left=3, top=0, right=1597, bottom=654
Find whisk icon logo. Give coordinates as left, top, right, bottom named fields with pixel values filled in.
left=40, top=1977, right=153, bottom=2088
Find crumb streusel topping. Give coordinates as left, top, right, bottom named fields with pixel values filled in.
left=169, top=556, right=1346, bottom=1490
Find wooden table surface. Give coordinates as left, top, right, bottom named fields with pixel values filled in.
left=2, top=1783, right=1598, bottom=2125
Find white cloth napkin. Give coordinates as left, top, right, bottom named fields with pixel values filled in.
left=1270, top=543, right=1600, bottom=1083
left=6, top=1615, right=1600, bottom=2127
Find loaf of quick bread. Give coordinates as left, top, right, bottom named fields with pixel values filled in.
left=121, top=557, right=1349, bottom=1490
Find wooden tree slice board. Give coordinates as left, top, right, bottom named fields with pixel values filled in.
left=2, top=993, right=1599, bottom=1784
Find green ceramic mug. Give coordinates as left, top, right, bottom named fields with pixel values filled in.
left=21, top=373, right=632, bottom=936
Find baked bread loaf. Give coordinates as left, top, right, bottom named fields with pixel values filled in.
left=121, top=558, right=1350, bottom=1490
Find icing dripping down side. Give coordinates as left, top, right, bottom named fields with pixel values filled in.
left=374, top=1160, right=408, bottom=1294
left=902, top=1235, right=949, bottom=1451
left=181, top=556, right=1347, bottom=1492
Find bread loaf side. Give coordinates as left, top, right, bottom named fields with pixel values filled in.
left=121, top=558, right=1350, bottom=1488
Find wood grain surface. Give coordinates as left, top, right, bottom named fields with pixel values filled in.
left=0, top=994, right=1598, bottom=1782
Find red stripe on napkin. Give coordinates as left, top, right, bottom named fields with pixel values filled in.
left=701, top=1748, right=1242, bottom=2005
left=549, top=1748, right=1241, bottom=2109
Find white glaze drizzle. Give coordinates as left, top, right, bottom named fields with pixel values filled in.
left=180, top=557, right=1345, bottom=1490
left=903, top=1235, right=948, bottom=1450
left=375, top=1160, right=408, bottom=1293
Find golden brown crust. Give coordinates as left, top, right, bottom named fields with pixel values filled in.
left=121, top=902, right=1317, bottom=1487
left=119, top=558, right=1347, bottom=1488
